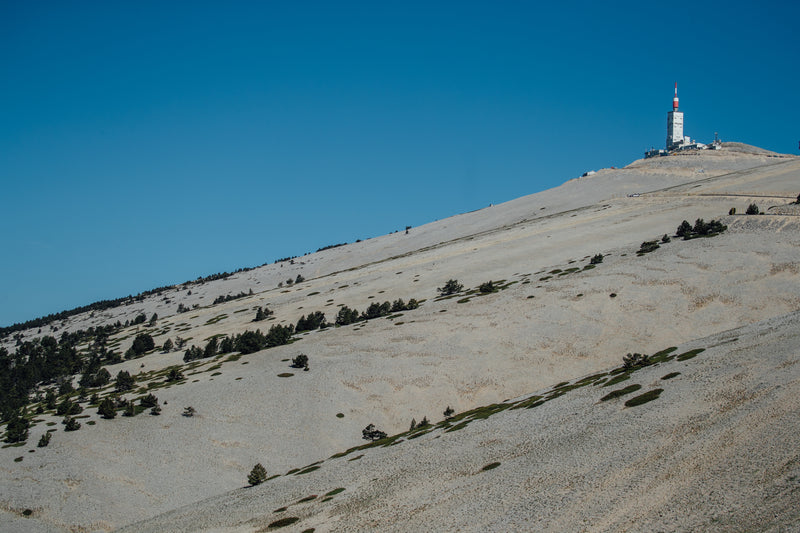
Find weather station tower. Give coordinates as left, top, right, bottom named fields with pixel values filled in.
left=666, top=82, right=684, bottom=150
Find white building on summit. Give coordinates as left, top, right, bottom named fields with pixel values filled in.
left=645, top=83, right=720, bottom=158
left=666, top=82, right=684, bottom=150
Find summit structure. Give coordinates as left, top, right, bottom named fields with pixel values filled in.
left=666, top=82, right=684, bottom=150
left=645, top=83, right=720, bottom=158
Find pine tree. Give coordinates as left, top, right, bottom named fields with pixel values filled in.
left=248, top=463, right=268, bottom=486
left=98, top=397, right=117, bottom=419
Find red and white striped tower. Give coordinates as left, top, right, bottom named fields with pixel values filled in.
left=673, top=82, right=679, bottom=111
left=667, top=82, right=684, bottom=150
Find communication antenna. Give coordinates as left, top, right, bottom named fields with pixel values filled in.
left=672, top=82, right=679, bottom=111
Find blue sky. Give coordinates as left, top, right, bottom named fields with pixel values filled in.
left=1, top=1, right=798, bottom=327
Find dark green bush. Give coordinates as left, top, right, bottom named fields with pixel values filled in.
left=4, top=412, right=30, bottom=443
left=362, top=424, right=387, bottom=441
left=63, top=416, right=81, bottom=431
left=296, top=311, right=326, bottom=332
left=437, top=279, right=464, bottom=296
left=115, top=370, right=135, bottom=392
left=248, top=463, right=268, bottom=486
left=746, top=203, right=759, bottom=215
left=335, top=306, right=360, bottom=326
left=98, top=397, right=116, bottom=419
left=478, top=281, right=497, bottom=293
left=590, top=253, right=604, bottom=264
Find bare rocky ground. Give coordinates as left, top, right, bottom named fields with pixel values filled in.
left=1, top=144, right=799, bottom=532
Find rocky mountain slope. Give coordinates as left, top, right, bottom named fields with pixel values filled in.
left=1, top=144, right=798, bottom=532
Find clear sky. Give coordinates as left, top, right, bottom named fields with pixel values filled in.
left=1, top=1, right=798, bottom=327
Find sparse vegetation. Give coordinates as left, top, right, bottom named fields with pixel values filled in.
left=98, top=398, right=116, bottom=419
left=624, top=389, right=663, bottom=407
left=746, top=203, right=759, bottom=215
left=478, top=281, right=497, bottom=293
left=622, top=352, right=650, bottom=370
left=437, top=279, right=464, bottom=296
left=37, top=432, right=52, bottom=447
left=637, top=241, right=660, bottom=255
left=63, top=416, right=81, bottom=431
left=590, top=253, right=603, bottom=264
left=291, top=354, right=309, bottom=369
left=362, top=424, right=387, bottom=441
left=248, top=463, right=268, bottom=486
left=115, top=370, right=135, bottom=392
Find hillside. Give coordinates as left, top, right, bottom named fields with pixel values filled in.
left=1, top=144, right=799, bottom=532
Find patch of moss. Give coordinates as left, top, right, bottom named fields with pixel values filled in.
left=267, top=516, right=300, bottom=529
left=602, top=373, right=631, bottom=387
left=599, top=383, right=642, bottom=402
left=624, top=389, right=663, bottom=407
left=676, top=348, right=705, bottom=361
left=649, top=346, right=678, bottom=364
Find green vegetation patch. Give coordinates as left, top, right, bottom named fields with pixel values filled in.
left=268, top=517, right=300, bottom=529
left=649, top=346, right=679, bottom=364
left=204, top=314, right=228, bottom=326
left=277, top=373, right=294, bottom=378
left=676, top=348, right=705, bottom=361
left=602, top=373, right=631, bottom=387
left=294, top=465, right=320, bottom=475
left=600, top=383, right=642, bottom=402
left=625, top=389, right=664, bottom=407
left=481, top=462, right=501, bottom=471
left=296, top=495, right=317, bottom=503
left=661, top=372, right=681, bottom=380
left=324, top=487, right=346, bottom=497
left=273, top=507, right=287, bottom=513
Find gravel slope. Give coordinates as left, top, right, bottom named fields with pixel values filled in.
left=1, top=145, right=798, bottom=532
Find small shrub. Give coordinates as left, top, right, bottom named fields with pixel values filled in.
left=437, top=279, right=464, bottom=296
left=622, top=352, right=650, bottom=370
left=115, top=370, right=135, bottom=392
left=729, top=207, right=736, bottom=215
left=165, top=367, right=184, bottom=382
left=590, top=253, right=604, bottom=264
left=637, top=241, right=660, bottom=255
left=661, top=234, right=671, bottom=243
left=248, top=463, right=268, bottom=486
left=63, top=416, right=81, bottom=431
left=98, top=398, right=116, bottom=419
left=291, top=354, right=309, bottom=368
left=478, top=281, right=497, bottom=293
left=362, top=423, right=387, bottom=441
left=746, top=203, right=759, bottom=215
left=37, top=432, right=52, bottom=447
left=182, top=406, right=196, bottom=417
left=140, top=394, right=158, bottom=408
left=443, top=406, right=455, bottom=418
